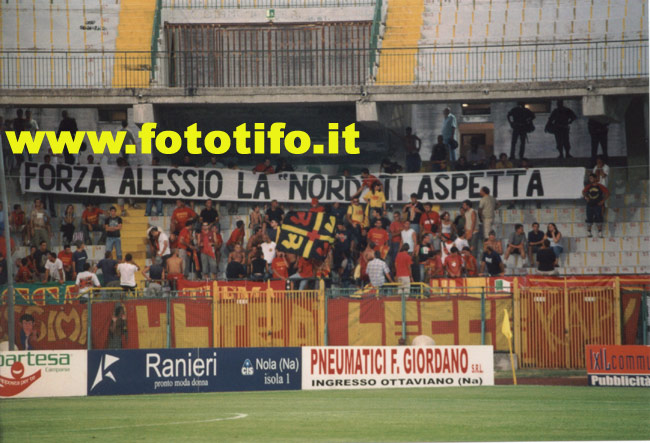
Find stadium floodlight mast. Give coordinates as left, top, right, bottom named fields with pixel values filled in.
left=0, top=138, right=16, bottom=350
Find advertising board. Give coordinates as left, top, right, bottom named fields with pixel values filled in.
left=302, top=346, right=494, bottom=390
left=586, top=345, right=650, bottom=387
left=0, top=350, right=87, bottom=398
left=88, top=347, right=301, bottom=396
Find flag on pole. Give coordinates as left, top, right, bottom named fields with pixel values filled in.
left=501, top=308, right=513, bottom=340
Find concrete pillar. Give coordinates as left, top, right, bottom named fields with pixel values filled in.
left=356, top=100, right=378, bottom=123
left=133, top=103, right=155, bottom=127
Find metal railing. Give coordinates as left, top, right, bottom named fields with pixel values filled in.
left=368, top=0, right=383, bottom=73
left=0, top=40, right=646, bottom=89
left=161, top=0, right=376, bottom=8
left=151, top=0, right=163, bottom=79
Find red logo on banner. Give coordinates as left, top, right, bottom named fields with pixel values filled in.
left=0, top=362, right=42, bottom=397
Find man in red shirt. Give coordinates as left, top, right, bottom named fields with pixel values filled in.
left=57, top=244, right=74, bottom=280
left=394, top=243, right=413, bottom=298
left=359, top=168, right=380, bottom=193
left=444, top=247, right=463, bottom=278
left=176, top=224, right=196, bottom=277
left=272, top=252, right=289, bottom=280
left=171, top=200, right=198, bottom=235
left=367, top=218, right=389, bottom=255
left=226, top=220, right=246, bottom=252
left=388, top=211, right=403, bottom=265
left=462, top=246, right=478, bottom=277
left=419, top=203, right=440, bottom=244
left=425, top=250, right=444, bottom=279
left=82, top=202, right=105, bottom=245
left=309, top=198, right=325, bottom=213
left=289, top=257, right=314, bottom=290
left=252, top=158, right=275, bottom=174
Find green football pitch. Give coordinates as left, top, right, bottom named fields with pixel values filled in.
left=1, top=386, right=648, bottom=442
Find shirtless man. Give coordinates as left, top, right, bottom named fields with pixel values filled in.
left=229, top=243, right=246, bottom=264
left=165, top=249, right=184, bottom=282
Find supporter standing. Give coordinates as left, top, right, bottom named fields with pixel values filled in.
left=29, top=199, right=51, bottom=249
left=388, top=212, right=403, bottom=265
left=60, top=205, right=76, bottom=246
left=199, top=199, right=220, bottom=228
left=546, top=100, right=577, bottom=158
left=226, top=220, right=246, bottom=252
left=419, top=203, right=440, bottom=246
left=367, top=218, right=389, bottom=257
left=75, top=263, right=100, bottom=300
left=430, top=135, right=449, bottom=172
left=271, top=251, right=290, bottom=281
left=33, top=241, right=50, bottom=280
left=117, top=253, right=139, bottom=294
left=592, top=155, right=610, bottom=189
left=57, top=244, right=74, bottom=281
left=441, top=108, right=458, bottom=163
left=149, top=227, right=172, bottom=264
left=81, top=202, right=105, bottom=245
left=402, top=127, right=422, bottom=173
left=170, top=200, right=197, bottom=238
left=462, top=246, right=478, bottom=277
left=252, top=157, right=275, bottom=174
left=366, top=251, right=392, bottom=292
left=400, top=221, right=417, bottom=257
left=588, top=118, right=609, bottom=165
left=507, top=101, right=535, bottom=160
left=346, top=197, right=365, bottom=248
left=416, top=235, right=434, bottom=282
left=9, top=204, right=27, bottom=246
left=478, top=186, right=497, bottom=242
left=403, top=194, right=424, bottom=237
left=97, top=251, right=120, bottom=287
left=444, top=247, right=463, bottom=278
left=43, top=252, right=65, bottom=284
left=265, top=200, right=285, bottom=226
left=462, top=200, right=479, bottom=254
left=582, top=173, right=609, bottom=238
left=72, top=242, right=88, bottom=277
left=361, top=181, right=387, bottom=219
left=57, top=110, right=78, bottom=165
left=144, top=157, right=164, bottom=216
left=395, top=244, right=413, bottom=298
left=142, top=258, right=166, bottom=297
left=260, top=234, right=277, bottom=270
left=104, top=206, right=123, bottom=261
left=198, top=222, right=219, bottom=280
left=481, top=246, right=505, bottom=277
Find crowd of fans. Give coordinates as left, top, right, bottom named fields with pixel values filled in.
left=0, top=161, right=613, bottom=296
left=0, top=104, right=613, bottom=295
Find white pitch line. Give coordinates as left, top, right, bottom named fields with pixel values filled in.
left=80, top=413, right=248, bottom=431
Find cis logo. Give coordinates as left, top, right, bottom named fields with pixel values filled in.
left=241, top=359, right=254, bottom=376
left=0, top=362, right=42, bottom=397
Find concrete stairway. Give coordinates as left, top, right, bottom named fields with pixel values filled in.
left=376, top=0, right=425, bottom=85
left=119, top=204, right=150, bottom=285
left=112, top=0, right=157, bottom=87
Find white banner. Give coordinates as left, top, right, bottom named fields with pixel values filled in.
left=302, top=346, right=494, bottom=390
left=20, top=162, right=585, bottom=204
left=0, top=350, right=87, bottom=398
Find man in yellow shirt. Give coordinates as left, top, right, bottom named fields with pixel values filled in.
left=346, top=197, right=365, bottom=248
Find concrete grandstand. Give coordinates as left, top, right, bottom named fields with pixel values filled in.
left=0, top=0, right=648, bottom=288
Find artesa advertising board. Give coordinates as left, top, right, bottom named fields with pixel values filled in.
left=302, top=346, right=494, bottom=390
left=88, top=347, right=301, bottom=396
left=0, top=350, right=87, bottom=398
left=586, top=345, right=650, bottom=387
